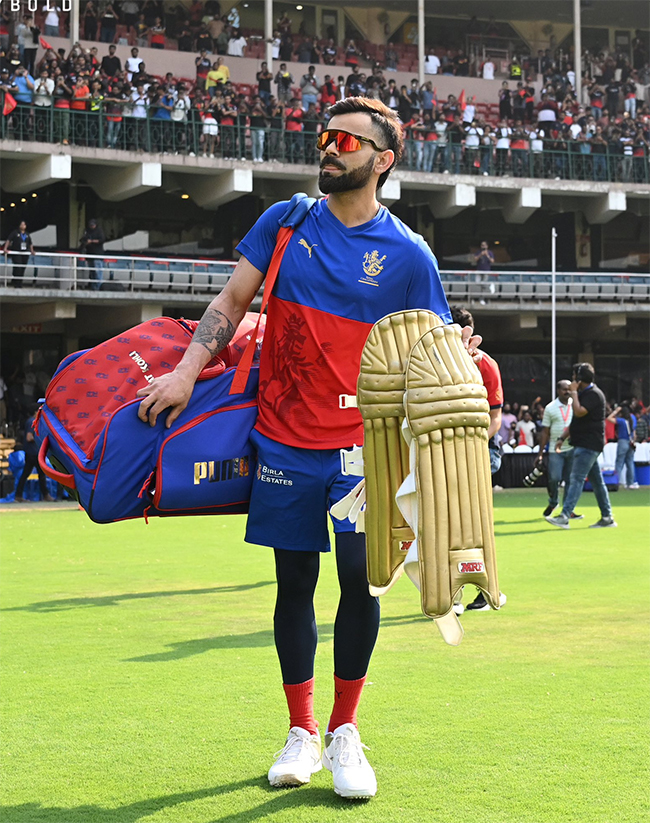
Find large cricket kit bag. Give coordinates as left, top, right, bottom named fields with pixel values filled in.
left=35, top=197, right=305, bottom=524
left=35, top=316, right=261, bottom=523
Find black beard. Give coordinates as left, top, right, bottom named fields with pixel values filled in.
left=318, top=154, right=376, bottom=194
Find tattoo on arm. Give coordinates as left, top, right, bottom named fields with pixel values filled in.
left=192, top=308, right=236, bottom=355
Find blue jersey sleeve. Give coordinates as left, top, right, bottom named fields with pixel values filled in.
left=406, top=237, right=452, bottom=324
left=235, top=200, right=289, bottom=274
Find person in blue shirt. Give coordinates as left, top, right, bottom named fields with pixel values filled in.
left=14, top=403, right=53, bottom=502
left=137, top=96, right=478, bottom=800
left=607, top=404, right=638, bottom=488
left=151, top=89, right=174, bottom=152
left=11, top=65, right=34, bottom=138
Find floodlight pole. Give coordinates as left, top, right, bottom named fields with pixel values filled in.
left=418, top=0, right=425, bottom=87
left=551, top=227, right=557, bottom=395
left=70, top=1, right=80, bottom=48
left=265, top=0, right=273, bottom=70
left=573, top=0, right=582, bottom=103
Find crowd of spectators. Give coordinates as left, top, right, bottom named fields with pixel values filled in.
left=0, top=6, right=649, bottom=180
left=498, top=395, right=650, bottom=449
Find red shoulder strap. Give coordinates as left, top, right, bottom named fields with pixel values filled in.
left=229, top=226, right=293, bottom=395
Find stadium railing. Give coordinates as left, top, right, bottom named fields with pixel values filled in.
left=2, top=108, right=648, bottom=184
left=1, top=252, right=648, bottom=302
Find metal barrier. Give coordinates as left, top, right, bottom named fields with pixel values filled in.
left=1, top=106, right=648, bottom=183
left=1, top=251, right=648, bottom=302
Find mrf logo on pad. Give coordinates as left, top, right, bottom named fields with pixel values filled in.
left=458, top=561, right=484, bottom=573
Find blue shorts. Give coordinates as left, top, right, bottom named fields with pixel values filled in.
left=244, top=429, right=359, bottom=552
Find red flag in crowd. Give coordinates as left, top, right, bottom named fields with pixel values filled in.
left=39, top=35, right=53, bottom=50
left=458, top=89, right=466, bottom=112
left=3, top=93, right=17, bottom=117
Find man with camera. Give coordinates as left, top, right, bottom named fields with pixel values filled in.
left=545, top=363, right=616, bottom=529
left=535, top=380, right=582, bottom=520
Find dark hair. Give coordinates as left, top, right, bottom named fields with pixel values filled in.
left=450, top=305, right=475, bottom=329
left=325, top=96, right=403, bottom=188
left=572, top=362, right=594, bottom=383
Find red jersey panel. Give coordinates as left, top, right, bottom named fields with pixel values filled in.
left=256, top=295, right=372, bottom=448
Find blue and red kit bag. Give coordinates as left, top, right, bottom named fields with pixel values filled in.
left=36, top=316, right=259, bottom=523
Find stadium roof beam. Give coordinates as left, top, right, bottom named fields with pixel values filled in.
left=428, top=183, right=476, bottom=218
left=1, top=154, right=71, bottom=193
left=502, top=186, right=542, bottom=224
left=183, top=169, right=253, bottom=210
left=584, top=191, right=627, bottom=225
left=86, top=162, right=162, bottom=202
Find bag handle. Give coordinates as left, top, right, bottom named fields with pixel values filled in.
left=38, top=436, right=77, bottom=490
left=229, top=226, right=293, bottom=395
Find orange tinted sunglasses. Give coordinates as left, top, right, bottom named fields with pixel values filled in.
left=316, top=129, right=387, bottom=153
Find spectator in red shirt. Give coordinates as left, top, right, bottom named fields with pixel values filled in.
left=320, top=74, right=338, bottom=107
left=285, top=97, right=304, bottom=163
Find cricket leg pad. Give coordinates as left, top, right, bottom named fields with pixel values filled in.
left=405, top=324, right=500, bottom=619
left=357, top=310, right=444, bottom=594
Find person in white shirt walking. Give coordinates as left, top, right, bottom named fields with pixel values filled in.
left=536, top=381, right=583, bottom=519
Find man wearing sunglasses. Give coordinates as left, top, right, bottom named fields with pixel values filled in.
left=138, top=97, right=468, bottom=800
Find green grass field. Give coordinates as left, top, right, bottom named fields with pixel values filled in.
left=1, top=489, right=649, bottom=823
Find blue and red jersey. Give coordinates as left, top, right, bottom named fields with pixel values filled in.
left=237, top=198, right=451, bottom=449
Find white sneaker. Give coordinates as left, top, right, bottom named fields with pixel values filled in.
left=628, top=482, right=639, bottom=489
left=323, top=723, right=377, bottom=799
left=268, top=727, right=322, bottom=787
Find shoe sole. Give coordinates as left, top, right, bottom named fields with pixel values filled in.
left=334, top=786, right=377, bottom=799
left=269, top=761, right=322, bottom=788
left=544, top=516, right=569, bottom=529
left=466, top=603, right=490, bottom=611
left=589, top=523, right=618, bottom=528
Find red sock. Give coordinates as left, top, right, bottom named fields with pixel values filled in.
left=283, top=678, right=318, bottom=735
left=328, top=674, right=366, bottom=732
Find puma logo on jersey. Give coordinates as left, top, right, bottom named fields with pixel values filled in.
left=299, top=239, right=318, bottom=258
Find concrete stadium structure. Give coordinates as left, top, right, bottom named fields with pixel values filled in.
left=1, top=1, right=648, bottom=404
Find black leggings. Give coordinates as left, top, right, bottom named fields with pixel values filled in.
left=273, top=532, right=380, bottom=684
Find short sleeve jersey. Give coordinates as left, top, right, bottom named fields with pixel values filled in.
left=478, top=352, right=503, bottom=409
left=542, top=397, right=573, bottom=451
left=615, top=414, right=636, bottom=441
left=237, top=199, right=451, bottom=449
left=569, top=384, right=606, bottom=452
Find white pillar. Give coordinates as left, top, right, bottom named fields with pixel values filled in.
left=69, top=0, right=80, bottom=49
left=265, top=0, right=273, bottom=70
left=573, top=0, right=582, bottom=103
left=418, top=0, right=425, bottom=88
